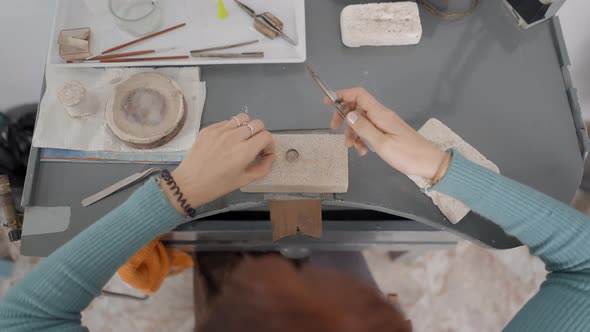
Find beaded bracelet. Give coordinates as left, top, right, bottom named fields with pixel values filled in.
left=157, top=169, right=196, bottom=218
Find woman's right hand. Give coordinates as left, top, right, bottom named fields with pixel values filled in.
left=326, top=87, right=447, bottom=179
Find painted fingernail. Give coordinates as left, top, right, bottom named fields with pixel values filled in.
left=347, top=111, right=359, bottom=124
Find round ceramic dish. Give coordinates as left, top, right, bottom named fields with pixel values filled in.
left=106, top=72, right=186, bottom=149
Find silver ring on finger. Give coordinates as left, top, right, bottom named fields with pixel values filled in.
left=246, top=123, right=255, bottom=138
left=231, top=116, right=242, bottom=127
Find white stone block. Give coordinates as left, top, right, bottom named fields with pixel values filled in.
left=241, top=134, right=348, bottom=193
left=341, top=2, right=422, bottom=47
left=408, top=119, right=500, bottom=224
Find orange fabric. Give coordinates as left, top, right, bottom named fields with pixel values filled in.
left=118, top=237, right=193, bottom=294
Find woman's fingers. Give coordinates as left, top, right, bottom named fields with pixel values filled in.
left=346, top=111, right=386, bottom=152
left=229, top=119, right=265, bottom=142
left=326, top=88, right=405, bottom=137
left=344, top=126, right=356, bottom=147
left=223, top=113, right=251, bottom=131
left=325, top=99, right=357, bottom=130
left=243, top=131, right=276, bottom=179
left=354, top=138, right=369, bottom=156
left=330, top=110, right=343, bottom=130
left=204, top=121, right=227, bottom=131
left=245, top=152, right=275, bottom=180
left=335, top=87, right=387, bottom=115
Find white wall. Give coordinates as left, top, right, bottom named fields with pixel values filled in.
left=0, top=1, right=56, bottom=111
left=559, top=0, right=590, bottom=119
left=0, top=1, right=588, bottom=116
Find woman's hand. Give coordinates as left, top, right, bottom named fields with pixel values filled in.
left=326, top=87, right=446, bottom=179
left=161, top=113, right=275, bottom=214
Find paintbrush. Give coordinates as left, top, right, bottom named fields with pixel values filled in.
left=101, top=23, right=186, bottom=54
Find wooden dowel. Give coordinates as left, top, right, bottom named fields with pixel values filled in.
left=101, top=23, right=186, bottom=54
left=98, top=55, right=189, bottom=63
left=87, top=50, right=156, bottom=61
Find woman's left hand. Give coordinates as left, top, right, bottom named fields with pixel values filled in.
left=161, top=113, right=275, bottom=213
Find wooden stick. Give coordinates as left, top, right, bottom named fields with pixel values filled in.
left=96, top=55, right=189, bottom=63
left=101, top=23, right=186, bottom=54
left=85, top=50, right=156, bottom=61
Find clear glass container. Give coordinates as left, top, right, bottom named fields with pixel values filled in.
left=109, top=0, right=163, bottom=36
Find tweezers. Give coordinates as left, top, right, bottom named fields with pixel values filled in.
left=82, top=168, right=161, bottom=207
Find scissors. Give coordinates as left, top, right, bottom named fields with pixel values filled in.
left=304, top=64, right=375, bottom=152
left=234, top=0, right=298, bottom=46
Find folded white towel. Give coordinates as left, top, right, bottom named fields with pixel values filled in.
left=340, top=2, right=422, bottom=47
left=408, top=119, right=500, bottom=224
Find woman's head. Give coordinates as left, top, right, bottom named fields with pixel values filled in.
left=199, top=256, right=412, bottom=332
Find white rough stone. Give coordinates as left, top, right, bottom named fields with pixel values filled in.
left=408, top=119, right=500, bottom=224
left=341, top=2, right=422, bottom=47
left=241, top=134, right=348, bottom=193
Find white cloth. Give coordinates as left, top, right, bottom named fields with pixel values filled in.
left=32, top=66, right=205, bottom=153
left=408, top=119, right=500, bottom=224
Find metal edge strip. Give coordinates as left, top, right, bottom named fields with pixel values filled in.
left=550, top=17, right=589, bottom=159
left=21, top=76, right=47, bottom=207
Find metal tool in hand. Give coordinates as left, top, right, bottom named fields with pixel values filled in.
left=82, top=168, right=162, bottom=207
left=304, top=64, right=375, bottom=152
left=234, top=0, right=298, bottom=46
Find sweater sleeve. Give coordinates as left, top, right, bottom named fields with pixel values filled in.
left=0, top=179, right=184, bottom=332
left=434, top=151, right=590, bottom=331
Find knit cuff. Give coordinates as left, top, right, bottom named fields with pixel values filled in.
left=125, top=177, right=185, bottom=231
left=431, top=149, right=496, bottom=207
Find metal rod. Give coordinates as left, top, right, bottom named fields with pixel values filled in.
left=191, top=52, right=264, bottom=58
left=190, top=40, right=259, bottom=54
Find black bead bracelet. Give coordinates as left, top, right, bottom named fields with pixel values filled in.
left=157, top=169, right=196, bottom=218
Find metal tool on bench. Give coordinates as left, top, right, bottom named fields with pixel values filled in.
left=82, top=168, right=161, bottom=207
left=234, top=0, right=297, bottom=46
left=304, top=64, right=375, bottom=152
left=190, top=40, right=264, bottom=58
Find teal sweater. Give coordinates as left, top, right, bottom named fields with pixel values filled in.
left=1, top=152, right=590, bottom=331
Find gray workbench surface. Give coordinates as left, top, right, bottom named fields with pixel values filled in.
left=21, top=0, right=585, bottom=256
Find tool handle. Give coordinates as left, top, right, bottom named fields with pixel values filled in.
left=99, top=55, right=189, bottom=63
left=82, top=168, right=161, bottom=207
left=87, top=50, right=156, bottom=61
left=102, top=23, right=186, bottom=54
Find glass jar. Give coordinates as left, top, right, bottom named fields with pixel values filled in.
left=109, top=0, right=163, bottom=36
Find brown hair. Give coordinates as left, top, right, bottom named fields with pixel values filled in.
left=199, top=256, right=412, bottom=332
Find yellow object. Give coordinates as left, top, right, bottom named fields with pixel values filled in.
left=118, top=237, right=194, bottom=294
left=217, top=0, right=229, bottom=19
